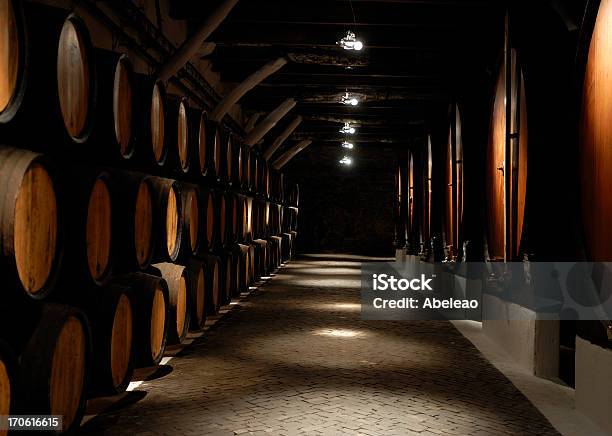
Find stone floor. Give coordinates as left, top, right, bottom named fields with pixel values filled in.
left=82, top=256, right=559, bottom=435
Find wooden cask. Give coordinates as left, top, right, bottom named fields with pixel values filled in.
left=486, top=50, right=528, bottom=262
left=198, top=189, right=217, bottom=254
left=185, top=260, right=206, bottom=331
left=0, top=339, right=16, bottom=435
left=443, top=104, right=464, bottom=261
left=17, top=304, right=90, bottom=433
left=220, top=250, right=236, bottom=305
left=177, top=98, right=190, bottom=174
left=240, top=145, right=251, bottom=191
left=59, top=169, right=113, bottom=288
left=221, top=131, right=234, bottom=185
left=89, top=51, right=138, bottom=162
left=86, top=283, right=133, bottom=397
left=0, top=146, right=61, bottom=299
left=218, top=191, right=238, bottom=249
left=0, top=2, right=85, bottom=146
left=237, top=244, right=251, bottom=295
left=152, top=263, right=190, bottom=345
left=150, top=177, right=183, bottom=263
left=116, top=273, right=169, bottom=367
left=178, top=183, right=201, bottom=258
left=109, top=171, right=155, bottom=273
left=203, top=255, right=221, bottom=316
left=57, top=14, right=96, bottom=143
left=579, top=0, right=612, bottom=261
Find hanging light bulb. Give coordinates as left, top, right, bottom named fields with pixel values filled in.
left=337, top=31, right=364, bottom=51
left=339, top=156, right=353, bottom=166
left=341, top=92, right=359, bottom=106
left=341, top=141, right=354, bottom=149
left=340, top=122, right=356, bottom=135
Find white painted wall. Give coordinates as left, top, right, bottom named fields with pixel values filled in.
left=575, top=336, right=612, bottom=434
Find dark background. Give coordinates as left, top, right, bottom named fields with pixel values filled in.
left=285, top=145, right=397, bottom=256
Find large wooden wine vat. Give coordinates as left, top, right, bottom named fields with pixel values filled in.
left=580, top=0, right=612, bottom=261
left=443, top=104, right=464, bottom=259
left=486, top=48, right=528, bottom=261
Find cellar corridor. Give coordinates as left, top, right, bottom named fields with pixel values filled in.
left=82, top=256, right=558, bottom=436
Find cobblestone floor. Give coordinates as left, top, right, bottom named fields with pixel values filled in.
left=83, top=256, right=559, bottom=435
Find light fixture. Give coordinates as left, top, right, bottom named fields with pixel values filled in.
left=339, top=156, right=353, bottom=166
left=337, top=30, right=364, bottom=51
left=340, top=122, right=356, bottom=135
left=341, top=141, right=354, bottom=149
left=341, top=92, right=359, bottom=106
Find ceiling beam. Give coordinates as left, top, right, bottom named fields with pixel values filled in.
left=273, top=140, right=313, bottom=169
left=263, top=116, right=303, bottom=160
left=157, top=0, right=239, bottom=82
left=244, top=98, right=297, bottom=146
left=211, top=57, right=288, bottom=122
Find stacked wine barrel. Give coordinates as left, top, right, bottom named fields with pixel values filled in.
left=0, top=2, right=298, bottom=433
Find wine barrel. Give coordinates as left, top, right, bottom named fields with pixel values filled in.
left=198, top=189, right=217, bottom=254
left=86, top=283, right=133, bottom=397
left=221, top=249, right=238, bottom=304
left=237, top=244, right=251, bottom=295
left=177, top=98, right=190, bottom=173
left=150, top=177, right=183, bottom=263
left=0, top=146, right=61, bottom=299
left=0, top=339, right=16, bottom=434
left=241, top=145, right=251, bottom=191
left=179, top=183, right=200, bottom=258
left=89, top=51, right=137, bottom=162
left=579, top=0, right=612, bottom=261
left=443, top=104, right=464, bottom=260
left=116, top=273, right=169, bottom=367
left=217, top=191, right=238, bottom=250
left=213, top=127, right=222, bottom=180
left=152, top=263, right=189, bottom=344
left=221, top=131, right=234, bottom=185
left=235, top=195, right=246, bottom=243
left=252, top=152, right=261, bottom=194
left=110, top=170, right=155, bottom=272
left=59, top=169, right=113, bottom=288
left=244, top=197, right=254, bottom=243
left=197, top=111, right=209, bottom=176
left=17, top=304, right=90, bottom=433
left=0, top=0, right=22, bottom=122
left=422, top=135, right=433, bottom=244
left=186, top=260, right=206, bottom=331
left=486, top=50, right=528, bottom=261
left=57, top=14, right=96, bottom=144
left=203, top=255, right=221, bottom=315
left=0, top=2, right=85, bottom=146
left=252, top=239, right=268, bottom=279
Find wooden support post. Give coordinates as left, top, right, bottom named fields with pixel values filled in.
left=272, top=140, right=312, bottom=170
left=245, top=99, right=296, bottom=147
left=157, top=0, right=239, bottom=82
left=263, top=116, right=303, bottom=160
left=211, top=57, right=288, bottom=122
